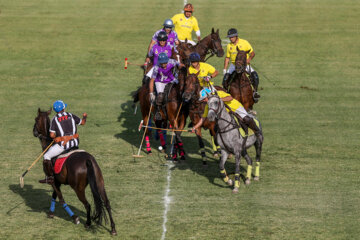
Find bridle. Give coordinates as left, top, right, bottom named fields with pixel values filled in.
left=204, top=34, right=222, bottom=62
left=33, top=114, right=52, bottom=141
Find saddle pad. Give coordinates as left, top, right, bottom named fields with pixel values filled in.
left=54, top=150, right=85, bottom=174
left=236, top=118, right=260, bottom=138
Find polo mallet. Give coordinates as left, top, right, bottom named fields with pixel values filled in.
left=124, top=57, right=145, bottom=69
left=133, top=104, right=153, bottom=158
left=20, top=140, right=54, bottom=188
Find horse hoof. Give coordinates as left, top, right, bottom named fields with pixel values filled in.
left=72, top=215, right=80, bottom=225
left=227, top=179, right=233, bottom=186
left=245, top=179, right=251, bottom=185
left=213, top=153, right=219, bottom=158
left=47, top=211, right=55, bottom=218
left=85, top=222, right=91, bottom=228
left=111, top=230, right=117, bottom=236
left=232, top=188, right=239, bottom=194
left=228, top=154, right=233, bottom=159
left=254, top=176, right=260, bottom=181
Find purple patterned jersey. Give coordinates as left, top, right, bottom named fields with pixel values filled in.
left=152, top=29, right=178, bottom=48
left=149, top=44, right=173, bottom=66
left=151, top=59, right=179, bottom=83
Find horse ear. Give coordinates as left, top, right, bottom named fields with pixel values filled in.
left=236, top=46, right=240, bottom=52
left=185, top=38, right=188, bottom=43
left=211, top=28, right=214, bottom=34
left=47, top=108, right=52, bottom=115
left=216, top=29, right=219, bottom=35
left=246, top=50, right=251, bottom=54
left=196, top=70, right=201, bottom=76
left=38, top=108, right=41, bottom=114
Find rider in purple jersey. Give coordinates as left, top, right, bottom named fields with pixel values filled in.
left=147, top=19, right=179, bottom=53
left=149, top=53, right=182, bottom=120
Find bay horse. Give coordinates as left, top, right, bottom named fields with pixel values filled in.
left=182, top=72, right=221, bottom=165
left=132, top=71, right=187, bottom=160
left=225, top=49, right=255, bottom=111
left=33, top=108, right=117, bottom=235
left=178, top=28, right=224, bottom=63
left=206, top=95, right=263, bottom=193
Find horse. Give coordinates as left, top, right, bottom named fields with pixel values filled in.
left=206, top=95, right=263, bottom=193
left=33, top=108, right=117, bottom=235
left=182, top=72, right=221, bottom=165
left=132, top=72, right=187, bottom=160
left=224, top=49, right=255, bottom=111
left=177, top=28, right=224, bottom=64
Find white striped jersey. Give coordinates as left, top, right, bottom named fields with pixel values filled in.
left=50, top=112, right=81, bottom=149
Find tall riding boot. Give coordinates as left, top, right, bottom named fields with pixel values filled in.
left=222, top=73, right=230, bottom=89
left=155, top=93, right=164, bottom=121
left=250, top=72, right=260, bottom=102
left=243, top=116, right=263, bottom=144
left=142, top=75, right=150, bottom=85
left=39, top=160, right=54, bottom=184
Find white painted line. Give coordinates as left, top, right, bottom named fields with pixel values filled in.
left=161, top=163, right=174, bottom=240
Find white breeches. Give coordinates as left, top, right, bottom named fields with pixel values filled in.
left=235, top=106, right=250, bottom=119
left=155, top=82, right=167, bottom=93
left=44, top=144, right=65, bottom=160
left=227, top=63, right=254, bottom=74
left=146, top=67, right=154, bottom=78
left=179, top=39, right=196, bottom=46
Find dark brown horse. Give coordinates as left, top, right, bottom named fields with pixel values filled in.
left=132, top=73, right=187, bottom=160
left=182, top=73, right=221, bottom=165
left=177, top=28, right=224, bottom=63
left=226, top=49, right=254, bottom=110
left=33, top=108, right=117, bottom=235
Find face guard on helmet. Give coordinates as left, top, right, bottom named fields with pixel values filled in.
left=189, top=52, right=201, bottom=62
left=158, top=52, right=169, bottom=64
left=157, top=31, right=168, bottom=42
left=184, top=3, right=194, bottom=12
left=227, top=28, right=238, bottom=38
left=163, top=19, right=174, bottom=28
left=53, top=100, right=67, bottom=113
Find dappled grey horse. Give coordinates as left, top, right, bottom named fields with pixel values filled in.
left=207, top=95, right=263, bottom=193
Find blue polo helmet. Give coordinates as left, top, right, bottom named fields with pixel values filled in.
left=53, top=100, right=67, bottom=113
left=199, top=88, right=212, bottom=101
left=158, top=52, right=169, bottom=64
left=189, top=52, right=201, bottom=62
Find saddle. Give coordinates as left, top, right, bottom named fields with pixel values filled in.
left=51, top=149, right=85, bottom=174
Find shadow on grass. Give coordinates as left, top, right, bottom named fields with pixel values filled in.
left=9, top=184, right=86, bottom=222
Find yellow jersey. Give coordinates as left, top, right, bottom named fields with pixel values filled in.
left=202, top=90, right=243, bottom=118
left=188, top=62, right=216, bottom=87
left=226, top=38, right=253, bottom=64
left=171, top=13, right=200, bottom=41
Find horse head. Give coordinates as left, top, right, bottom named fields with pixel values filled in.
left=235, top=48, right=250, bottom=74
left=210, top=28, right=224, bottom=57
left=207, top=94, right=222, bottom=122
left=34, top=108, right=52, bottom=150
left=182, top=71, right=200, bottom=103
left=178, top=41, right=193, bottom=65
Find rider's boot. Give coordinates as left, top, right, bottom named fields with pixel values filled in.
left=243, top=116, right=263, bottom=144
left=155, top=93, right=164, bottom=121
left=250, top=71, right=260, bottom=102
left=222, top=73, right=230, bottom=89
left=142, top=75, right=150, bottom=85
left=39, top=160, right=54, bottom=184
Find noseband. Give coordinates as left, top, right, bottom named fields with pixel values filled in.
left=33, top=115, right=52, bottom=141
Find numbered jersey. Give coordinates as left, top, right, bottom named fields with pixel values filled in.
left=50, top=112, right=81, bottom=149
left=152, top=59, right=179, bottom=83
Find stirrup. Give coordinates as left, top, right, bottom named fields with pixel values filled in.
left=39, top=176, right=54, bottom=184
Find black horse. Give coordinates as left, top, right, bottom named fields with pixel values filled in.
left=33, top=108, right=117, bottom=235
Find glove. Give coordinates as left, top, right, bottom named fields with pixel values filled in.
left=204, top=76, right=211, bottom=82
left=223, top=69, right=227, bottom=75
left=149, top=92, right=156, bottom=102
left=171, top=79, right=179, bottom=84
left=82, top=113, right=87, bottom=118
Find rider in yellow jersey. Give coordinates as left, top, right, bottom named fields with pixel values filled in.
left=171, top=3, right=200, bottom=46
left=223, top=28, right=260, bottom=101
left=188, top=52, right=218, bottom=88
left=191, top=88, right=263, bottom=144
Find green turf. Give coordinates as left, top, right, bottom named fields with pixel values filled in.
left=1, top=0, right=359, bottom=239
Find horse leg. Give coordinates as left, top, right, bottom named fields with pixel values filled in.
left=242, top=151, right=253, bottom=185
left=233, top=152, right=241, bottom=194
left=48, top=189, right=58, bottom=218
left=157, top=129, right=166, bottom=151
left=176, top=132, right=185, bottom=160
left=254, top=139, right=263, bottom=181
left=196, top=129, right=207, bottom=166
left=74, top=188, right=91, bottom=227
left=219, top=150, right=232, bottom=186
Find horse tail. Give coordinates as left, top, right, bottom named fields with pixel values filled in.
left=86, top=158, right=108, bottom=225
left=132, top=86, right=142, bottom=103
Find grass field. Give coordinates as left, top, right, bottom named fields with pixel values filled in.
left=1, top=0, right=360, bottom=239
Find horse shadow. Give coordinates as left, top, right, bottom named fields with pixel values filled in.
left=8, top=184, right=86, bottom=222
left=114, top=100, right=145, bottom=148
